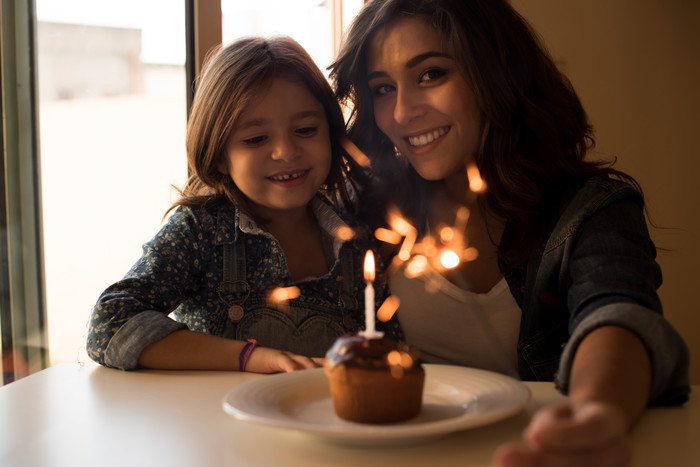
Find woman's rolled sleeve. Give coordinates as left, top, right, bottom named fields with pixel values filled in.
left=555, top=302, right=690, bottom=405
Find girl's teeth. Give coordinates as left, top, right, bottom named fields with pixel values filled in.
left=408, top=127, right=448, bottom=147
left=272, top=171, right=303, bottom=181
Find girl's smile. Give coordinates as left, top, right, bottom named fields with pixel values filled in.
left=266, top=168, right=311, bottom=187
left=221, top=77, right=332, bottom=218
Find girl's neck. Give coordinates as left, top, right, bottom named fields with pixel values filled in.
left=255, top=203, right=329, bottom=281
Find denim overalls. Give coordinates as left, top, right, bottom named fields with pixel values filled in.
left=215, top=233, right=361, bottom=357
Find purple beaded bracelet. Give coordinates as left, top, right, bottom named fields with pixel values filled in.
left=239, top=339, right=258, bottom=372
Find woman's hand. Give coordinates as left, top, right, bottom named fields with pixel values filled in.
left=244, top=346, right=324, bottom=374
left=494, top=400, right=632, bottom=467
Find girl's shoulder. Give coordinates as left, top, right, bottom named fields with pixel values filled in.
left=164, top=198, right=239, bottom=242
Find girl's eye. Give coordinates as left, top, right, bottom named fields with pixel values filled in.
left=371, top=83, right=395, bottom=97
left=242, top=135, right=267, bottom=145
left=419, top=68, right=447, bottom=84
left=296, top=126, right=318, bottom=136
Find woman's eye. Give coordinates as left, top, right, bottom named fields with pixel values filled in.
left=419, top=68, right=446, bottom=84
left=243, top=135, right=266, bottom=145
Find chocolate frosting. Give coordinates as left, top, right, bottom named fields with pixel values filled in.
left=325, top=335, right=422, bottom=371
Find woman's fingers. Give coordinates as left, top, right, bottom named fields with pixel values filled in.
left=493, top=401, right=632, bottom=467
left=494, top=439, right=632, bottom=467
left=525, top=401, right=628, bottom=450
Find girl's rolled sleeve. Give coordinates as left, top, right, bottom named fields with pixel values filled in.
left=104, top=310, right=187, bottom=370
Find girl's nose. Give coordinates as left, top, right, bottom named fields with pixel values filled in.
left=271, top=135, right=300, bottom=161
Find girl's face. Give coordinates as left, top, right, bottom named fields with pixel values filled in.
left=366, top=17, right=482, bottom=182
left=221, top=77, right=332, bottom=218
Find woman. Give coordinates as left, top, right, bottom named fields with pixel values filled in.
left=330, top=0, right=689, bottom=465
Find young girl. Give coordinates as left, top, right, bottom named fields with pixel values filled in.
left=330, top=0, right=689, bottom=465
left=86, top=36, right=398, bottom=374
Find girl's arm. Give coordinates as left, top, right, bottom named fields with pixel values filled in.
left=495, top=325, right=651, bottom=466
left=137, top=329, right=322, bottom=373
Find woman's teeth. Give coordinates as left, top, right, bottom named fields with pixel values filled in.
left=408, top=127, right=449, bottom=147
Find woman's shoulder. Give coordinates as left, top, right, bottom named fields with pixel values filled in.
left=564, top=175, right=643, bottom=217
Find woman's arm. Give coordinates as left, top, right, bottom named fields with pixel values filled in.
left=137, top=329, right=321, bottom=373
left=495, top=325, right=651, bottom=467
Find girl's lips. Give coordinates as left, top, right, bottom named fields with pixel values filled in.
left=266, top=169, right=310, bottom=188
left=404, top=126, right=450, bottom=151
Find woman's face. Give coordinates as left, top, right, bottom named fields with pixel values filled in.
left=366, top=17, right=482, bottom=182
left=221, top=77, right=332, bottom=219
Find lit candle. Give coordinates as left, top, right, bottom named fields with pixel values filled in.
left=360, top=250, right=383, bottom=339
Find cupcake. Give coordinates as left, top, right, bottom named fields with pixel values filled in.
left=324, top=335, right=424, bottom=424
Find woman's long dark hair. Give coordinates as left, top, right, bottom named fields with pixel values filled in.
left=330, top=0, right=640, bottom=262
left=171, top=35, right=369, bottom=221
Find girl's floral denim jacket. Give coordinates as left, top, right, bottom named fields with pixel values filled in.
left=87, top=195, right=400, bottom=370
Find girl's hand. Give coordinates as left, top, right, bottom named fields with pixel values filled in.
left=493, top=400, right=632, bottom=467
left=243, top=346, right=324, bottom=374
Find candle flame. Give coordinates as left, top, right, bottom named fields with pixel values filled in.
left=377, top=295, right=400, bottom=322
left=364, top=250, right=375, bottom=281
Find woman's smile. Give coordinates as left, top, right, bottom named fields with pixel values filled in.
left=405, top=126, right=450, bottom=149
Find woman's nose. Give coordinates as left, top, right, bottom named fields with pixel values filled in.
left=393, top=87, right=424, bottom=125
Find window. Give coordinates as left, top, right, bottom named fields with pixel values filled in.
left=1, top=0, right=363, bottom=382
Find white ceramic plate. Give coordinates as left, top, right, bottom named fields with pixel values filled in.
left=222, top=364, right=530, bottom=445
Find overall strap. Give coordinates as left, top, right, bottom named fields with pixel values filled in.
left=338, top=245, right=357, bottom=310
left=221, top=239, right=248, bottom=293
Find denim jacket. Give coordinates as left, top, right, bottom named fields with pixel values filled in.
left=502, top=175, right=689, bottom=405
left=87, top=195, right=399, bottom=370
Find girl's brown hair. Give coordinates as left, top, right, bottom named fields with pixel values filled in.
left=172, top=35, right=367, bottom=220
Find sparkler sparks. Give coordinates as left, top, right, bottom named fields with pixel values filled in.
left=467, top=163, right=486, bottom=192
left=340, top=136, right=371, bottom=168
left=334, top=225, right=355, bottom=241
left=377, top=295, right=400, bottom=322
left=267, top=286, right=301, bottom=311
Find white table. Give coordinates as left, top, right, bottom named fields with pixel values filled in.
left=0, top=364, right=697, bottom=467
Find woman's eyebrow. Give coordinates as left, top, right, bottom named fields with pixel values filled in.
left=367, top=51, right=453, bottom=81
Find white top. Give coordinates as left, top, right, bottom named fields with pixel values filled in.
left=390, top=264, right=521, bottom=377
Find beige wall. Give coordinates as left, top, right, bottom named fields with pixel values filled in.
left=512, top=0, right=700, bottom=384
